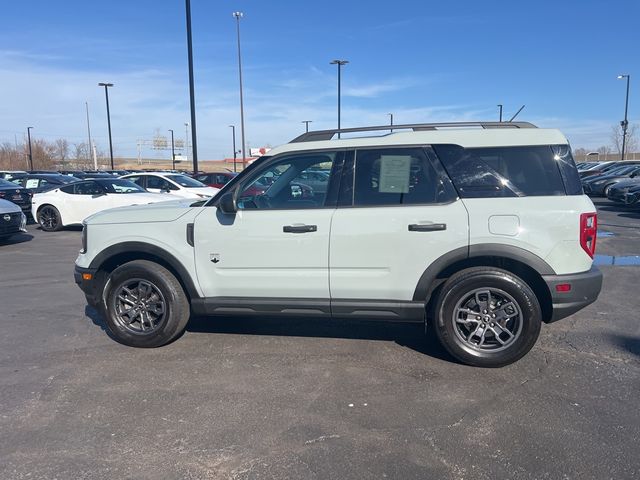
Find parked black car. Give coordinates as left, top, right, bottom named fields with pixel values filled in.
left=582, top=165, right=640, bottom=196
left=71, top=172, right=115, bottom=180
left=0, top=179, right=32, bottom=213
left=9, top=173, right=79, bottom=193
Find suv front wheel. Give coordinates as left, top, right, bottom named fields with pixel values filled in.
left=434, top=267, right=542, bottom=367
left=102, top=260, right=191, bottom=347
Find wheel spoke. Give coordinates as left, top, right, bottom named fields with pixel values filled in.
left=117, top=294, right=136, bottom=307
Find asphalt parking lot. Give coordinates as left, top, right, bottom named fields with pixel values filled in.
left=1, top=200, right=639, bottom=480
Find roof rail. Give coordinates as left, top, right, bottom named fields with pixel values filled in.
left=289, top=121, right=537, bottom=143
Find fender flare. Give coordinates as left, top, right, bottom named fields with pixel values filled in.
left=89, top=241, right=201, bottom=299
left=412, top=244, right=556, bottom=301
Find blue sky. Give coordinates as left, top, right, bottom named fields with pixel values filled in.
left=0, top=0, right=638, bottom=159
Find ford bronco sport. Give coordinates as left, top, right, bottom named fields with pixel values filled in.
left=75, top=122, right=603, bottom=367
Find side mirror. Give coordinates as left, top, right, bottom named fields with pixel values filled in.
left=218, top=191, right=237, bottom=214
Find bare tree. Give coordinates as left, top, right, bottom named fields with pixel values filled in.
left=610, top=124, right=638, bottom=156
left=54, top=138, right=70, bottom=167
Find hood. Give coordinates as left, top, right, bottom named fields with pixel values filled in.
left=0, top=198, right=22, bottom=213
left=85, top=198, right=204, bottom=225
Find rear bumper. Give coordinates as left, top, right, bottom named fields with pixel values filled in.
left=542, top=266, right=603, bottom=323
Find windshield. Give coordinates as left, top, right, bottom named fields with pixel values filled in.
left=0, top=179, right=22, bottom=188
left=165, top=175, right=206, bottom=188
left=96, top=179, right=147, bottom=193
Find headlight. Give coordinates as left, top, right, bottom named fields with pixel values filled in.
left=81, top=224, right=87, bottom=253
left=19, top=213, right=27, bottom=233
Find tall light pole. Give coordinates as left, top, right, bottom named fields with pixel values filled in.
left=26, top=127, right=34, bottom=170
left=618, top=74, right=631, bottom=161
left=229, top=125, right=238, bottom=172
left=302, top=120, right=312, bottom=133
left=168, top=129, right=175, bottom=170
left=85, top=102, right=96, bottom=169
left=184, top=122, right=190, bottom=166
left=387, top=113, right=393, bottom=131
left=498, top=104, right=503, bottom=122
left=330, top=59, right=349, bottom=138
left=185, top=0, right=199, bottom=173
left=98, top=82, right=114, bottom=169
left=233, top=11, right=247, bottom=168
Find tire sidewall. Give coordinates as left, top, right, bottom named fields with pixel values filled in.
left=436, top=270, right=541, bottom=367
left=103, top=262, right=188, bottom=347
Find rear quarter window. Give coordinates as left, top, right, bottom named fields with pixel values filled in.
left=432, top=144, right=572, bottom=198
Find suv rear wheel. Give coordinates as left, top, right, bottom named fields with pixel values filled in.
left=103, top=260, right=190, bottom=347
left=434, top=267, right=541, bottom=367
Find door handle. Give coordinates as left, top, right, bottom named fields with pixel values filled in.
left=283, top=224, right=317, bottom=233
left=408, top=223, right=447, bottom=232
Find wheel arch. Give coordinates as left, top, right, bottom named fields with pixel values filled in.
left=89, top=242, right=200, bottom=300
left=415, top=244, right=554, bottom=324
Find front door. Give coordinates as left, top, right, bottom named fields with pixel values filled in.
left=329, top=146, right=469, bottom=302
left=193, top=150, right=343, bottom=300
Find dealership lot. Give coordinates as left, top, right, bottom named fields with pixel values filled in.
left=0, top=200, right=639, bottom=479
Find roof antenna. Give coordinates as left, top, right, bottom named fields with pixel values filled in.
left=508, top=105, right=525, bottom=122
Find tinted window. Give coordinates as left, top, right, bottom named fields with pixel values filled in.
left=433, top=145, right=567, bottom=198
left=353, top=148, right=455, bottom=206
left=60, top=184, right=75, bottom=194
left=552, top=145, right=582, bottom=195
left=95, top=179, right=146, bottom=193
left=146, top=176, right=173, bottom=190
left=75, top=181, right=104, bottom=195
left=237, top=153, right=337, bottom=210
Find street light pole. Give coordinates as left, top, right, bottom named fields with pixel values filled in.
left=233, top=12, right=247, bottom=169
left=387, top=113, right=393, bottom=132
left=498, top=104, right=503, bottom=122
left=85, top=102, right=97, bottom=169
left=618, top=74, right=631, bottom=161
left=168, top=129, right=175, bottom=170
left=98, top=82, right=114, bottom=169
left=330, top=59, right=349, bottom=138
left=185, top=0, right=199, bottom=173
left=26, top=127, right=34, bottom=170
left=229, top=125, right=237, bottom=172
left=302, top=120, right=312, bottom=133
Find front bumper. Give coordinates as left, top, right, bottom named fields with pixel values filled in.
left=542, top=266, right=603, bottom=323
left=74, top=265, right=101, bottom=305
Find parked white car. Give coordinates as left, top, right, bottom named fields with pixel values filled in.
left=120, top=173, right=219, bottom=199
left=0, top=198, right=27, bottom=240
left=32, top=178, right=174, bottom=231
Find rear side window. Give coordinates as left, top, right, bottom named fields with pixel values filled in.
left=433, top=144, right=569, bottom=198
left=353, top=147, right=456, bottom=206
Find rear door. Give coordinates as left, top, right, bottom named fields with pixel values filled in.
left=329, top=146, right=469, bottom=305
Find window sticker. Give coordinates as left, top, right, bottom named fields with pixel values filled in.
left=378, top=155, right=411, bottom=193
left=26, top=179, right=39, bottom=189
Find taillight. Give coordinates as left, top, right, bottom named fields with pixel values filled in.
left=580, top=212, right=597, bottom=258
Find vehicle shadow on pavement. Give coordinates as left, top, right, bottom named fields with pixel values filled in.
left=0, top=232, right=33, bottom=245
left=187, top=315, right=457, bottom=363
left=609, top=333, right=640, bottom=358
left=84, top=305, right=120, bottom=343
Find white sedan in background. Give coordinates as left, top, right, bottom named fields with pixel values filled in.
left=120, top=172, right=219, bottom=199
left=32, top=178, right=174, bottom=232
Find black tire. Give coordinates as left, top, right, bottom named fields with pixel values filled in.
left=102, top=260, right=190, bottom=347
left=38, top=205, right=63, bottom=232
left=434, top=267, right=542, bottom=368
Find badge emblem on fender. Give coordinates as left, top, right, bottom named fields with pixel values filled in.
left=210, top=253, right=220, bottom=264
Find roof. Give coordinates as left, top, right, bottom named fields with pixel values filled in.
left=268, top=123, right=568, bottom=157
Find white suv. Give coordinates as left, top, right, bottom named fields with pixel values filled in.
left=75, top=122, right=602, bottom=367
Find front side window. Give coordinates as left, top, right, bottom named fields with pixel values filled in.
left=433, top=144, right=568, bottom=198
left=146, top=176, right=174, bottom=190
left=75, top=181, right=104, bottom=195
left=353, top=147, right=455, bottom=206
left=96, top=179, right=147, bottom=193
left=237, top=152, right=337, bottom=210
